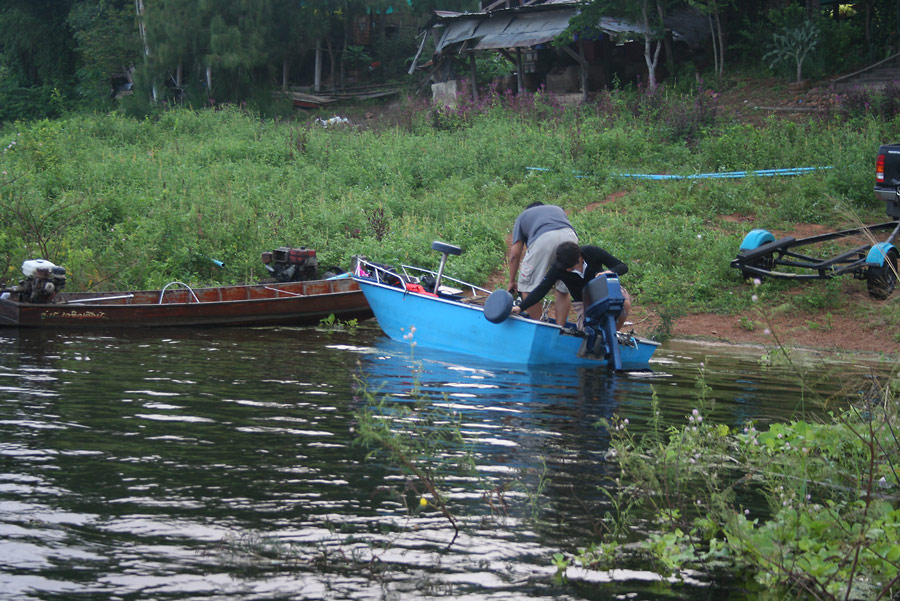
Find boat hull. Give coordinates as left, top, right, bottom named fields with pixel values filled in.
left=0, top=278, right=372, bottom=328
left=355, top=278, right=657, bottom=368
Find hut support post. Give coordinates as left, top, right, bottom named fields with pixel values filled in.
left=469, top=52, right=479, bottom=102
left=516, top=48, right=524, bottom=94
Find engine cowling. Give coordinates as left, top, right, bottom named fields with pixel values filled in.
left=260, top=246, right=319, bottom=282
left=19, top=259, right=67, bottom=303
left=581, top=274, right=625, bottom=370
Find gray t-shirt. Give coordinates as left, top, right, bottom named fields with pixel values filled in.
left=512, top=205, right=575, bottom=245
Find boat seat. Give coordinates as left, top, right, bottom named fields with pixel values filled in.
left=431, top=240, right=462, bottom=296
left=431, top=241, right=462, bottom=256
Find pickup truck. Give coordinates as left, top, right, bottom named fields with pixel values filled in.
left=875, top=143, right=900, bottom=219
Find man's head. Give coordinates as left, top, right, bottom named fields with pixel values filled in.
left=554, top=241, right=581, bottom=271
left=525, top=202, right=544, bottom=210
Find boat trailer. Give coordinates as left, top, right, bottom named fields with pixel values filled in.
left=731, top=219, right=899, bottom=299
left=731, top=151, right=900, bottom=300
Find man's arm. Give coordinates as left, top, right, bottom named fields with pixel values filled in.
left=517, top=265, right=562, bottom=312
left=507, top=240, right=524, bottom=292
left=584, top=246, right=628, bottom=277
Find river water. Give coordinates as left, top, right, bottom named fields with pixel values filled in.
left=0, top=324, right=888, bottom=601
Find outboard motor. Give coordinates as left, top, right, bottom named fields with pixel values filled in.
left=18, top=259, right=67, bottom=303
left=581, top=274, right=625, bottom=370
left=261, top=246, right=318, bottom=282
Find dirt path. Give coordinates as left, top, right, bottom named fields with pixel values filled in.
left=628, top=301, right=898, bottom=356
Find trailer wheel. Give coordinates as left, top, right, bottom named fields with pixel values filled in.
left=741, top=255, right=774, bottom=281
left=867, top=249, right=898, bottom=300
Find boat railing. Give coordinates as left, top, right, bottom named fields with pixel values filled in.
left=158, top=281, right=201, bottom=304
left=353, top=258, right=490, bottom=298
left=65, top=294, right=135, bottom=305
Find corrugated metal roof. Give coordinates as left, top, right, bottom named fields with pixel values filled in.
left=434, top=8, right=647, bottom=53
left=473, top=11, right=575, bottom=50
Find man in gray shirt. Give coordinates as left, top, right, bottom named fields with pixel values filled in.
left=507, top=202, right=578, bottom=324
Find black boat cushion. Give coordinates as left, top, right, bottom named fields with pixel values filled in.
left=484, top=290, right=513, bottom=323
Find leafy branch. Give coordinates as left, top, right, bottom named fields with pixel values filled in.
left=353, top=365, right=477, bottom=548
left=764, top=20, right=819, bottom=84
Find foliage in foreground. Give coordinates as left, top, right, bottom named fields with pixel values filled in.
left=565, top=366, right=900, bottom=601
left=352, top=350, right=477, bottom=546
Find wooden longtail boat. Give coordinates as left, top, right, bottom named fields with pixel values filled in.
left=0, top=277, right=372, bottom=328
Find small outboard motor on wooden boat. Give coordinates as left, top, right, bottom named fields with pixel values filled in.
left=581, top=274, right=625, bottom=370
left=12, top=259, right=67, bottom=303
left=261, top=246, right=319, bottom=282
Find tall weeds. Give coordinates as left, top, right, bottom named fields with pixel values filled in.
left=0, top=90, right=894, bottom=325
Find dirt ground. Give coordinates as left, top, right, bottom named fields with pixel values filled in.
left=627, top=299, right=897, bottom=356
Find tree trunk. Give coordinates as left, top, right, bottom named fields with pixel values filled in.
left=315, top=39, right=322, bottom=92
left=715, top=7, right=725, bottom=77
left=341, top=11, right=351, bottom=89
left=206, top=65, right=212, bottom=98
left=865, top=0, right=872, bottom=44
left=657, top=0, right=674, bottom=81
left=579, top=40, right=588, bottom=102
left=282, top=59, right=289, bottom=91
left=325, top=36, right=336, bottom=90
left=135, top=0, right=157, bottom=102
left=641, top=1, right=660, bottom=90
left=708, top=12, right=719, bottom=80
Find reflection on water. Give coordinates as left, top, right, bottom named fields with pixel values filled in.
left=0, top=325, right=888, bottom=600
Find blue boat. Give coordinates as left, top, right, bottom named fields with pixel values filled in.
left=351, top=242, right=659, bottom=370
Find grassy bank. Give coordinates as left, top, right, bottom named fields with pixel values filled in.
left=1, top=85, right=897, bottom=339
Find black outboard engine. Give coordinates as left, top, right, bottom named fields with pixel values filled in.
left=581, top=274, right=625, bottom=370
left=260, top=247, right=318, bottom=282
left=18, top=259, right=67, bottom=303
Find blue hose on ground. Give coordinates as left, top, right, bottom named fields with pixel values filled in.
left=525, top=166, right=833, bottom=180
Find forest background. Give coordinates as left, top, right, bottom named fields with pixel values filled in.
left=1, top=0, right=899, bottom=355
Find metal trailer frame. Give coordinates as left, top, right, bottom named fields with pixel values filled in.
left=731, top=219, right=900, bottom=300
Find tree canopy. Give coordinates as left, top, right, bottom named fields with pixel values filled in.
left=0, top=0, right=897, bottom=120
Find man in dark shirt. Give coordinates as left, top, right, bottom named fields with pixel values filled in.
left=511, top=241, right=631, bottom=329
